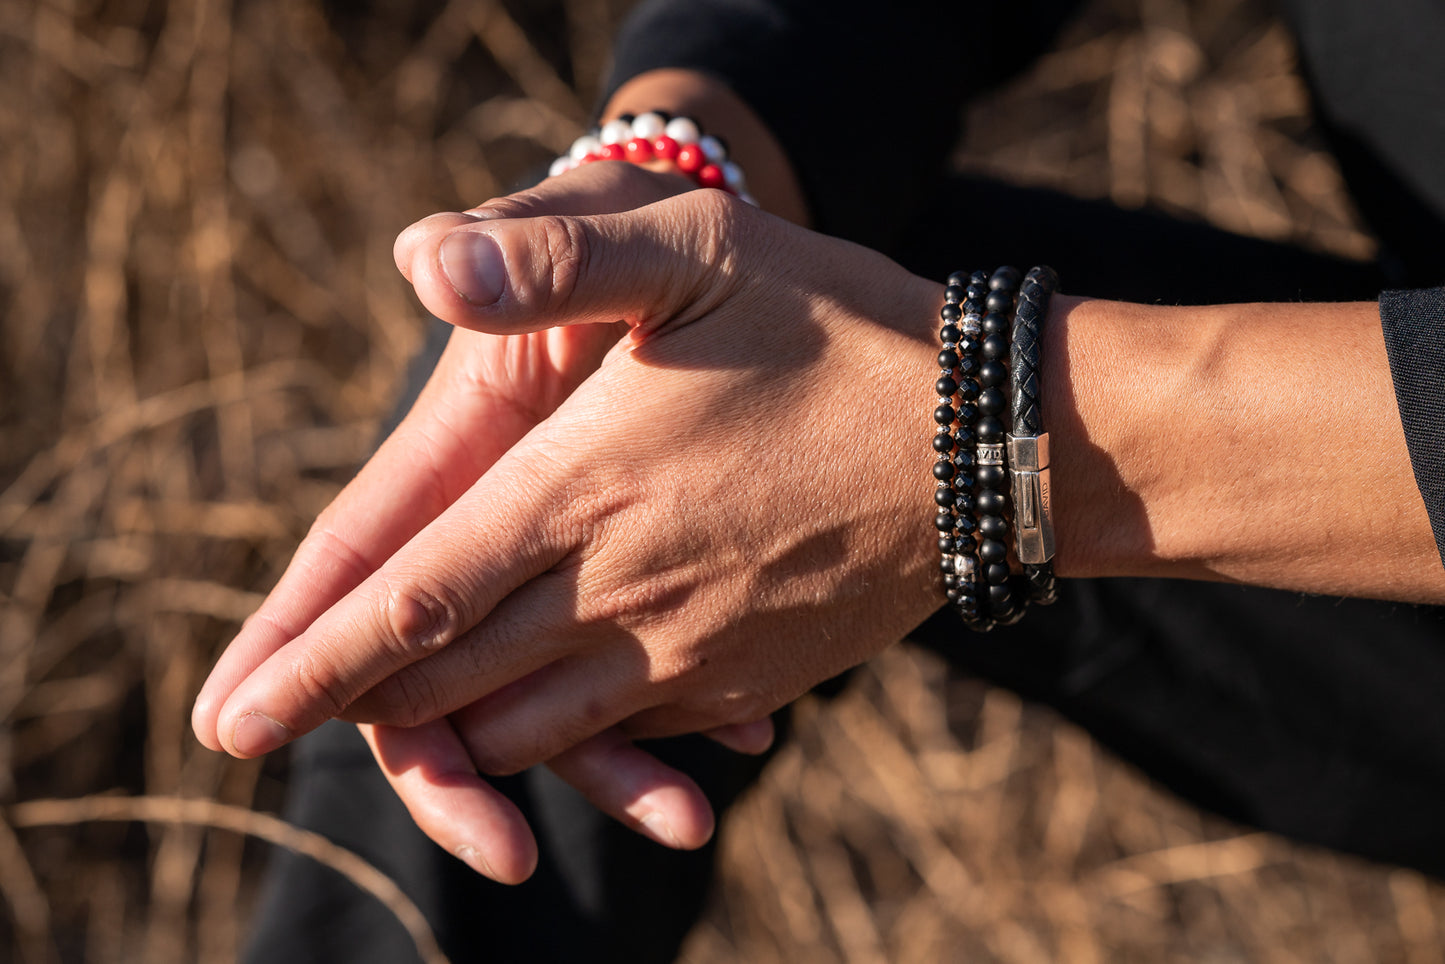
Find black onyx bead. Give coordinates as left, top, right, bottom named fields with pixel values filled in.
left=978, top=538, right=1007, bottom=564
left=982, top=312, right=1009, bottom=335
left=989, top=266, right=1021, bottom=290
left=940, top=303, right=962, bottom=323
left=933, top=404, right=956, bottom=425
left=935, top=375, right=958, bottom=396
left=952, top=471, right=975, bottom=491
left=932, top=432, right=955, bottom=453
left=953, top=448, right=974, bottom=470
left=977, top=463, right=1006, bottom=488
left=944, top=284, right=966, bottom=304
left=988, top=582, right=1014, bottom=608
left=957, top=378, right=981, bottom=400
left=946, top=270, right=971, bottom=288
left=982, top=333, right=1008, bottom=360
left=953, top=491, right=976, bottom=512
left=932, top=460, right=956, bottom=481
left=939, top=324, right=960, bottom=344
left=962, top=300, right=986, bottom=319
left=956, top=355, right=979, bottom=377
left=954, top=514, right=977, bottom=535
left=985, top=289, right=1013, bottom=313
left=956, top=402, right=978, bottom=424
left=976, top=416, right=1004, bottom=443
left=618, top=113, right=636, bottom=123
left=945, top=586, right=962, bottom=603
left=970, top=270, right=989, bottom=285
left=978, top=387, right=1006, bottom=416
left=958, top=336, right=980, bottom=355
left=934, top=511, right=955, bottom=531
left=978, top=515, right=1008, bottom=539
left=937, top=535, right=955, bottom=553
left=934, top=486, right=955, bottom=507
left=977, top=489, right=1007, bottom=515
left=966, top=284, right=987, bottom=300
left=937, top=348, right=959, bottom=369
left=940, top=556, right=954, bottom=574
left=986, top=562, right=1012, bottom=585
left=943, top=572, right=959, bottom=588
left=979, top=360, right=1007, bottom=387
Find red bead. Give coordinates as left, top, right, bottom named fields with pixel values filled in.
left=697, top=164, right=726, bottom=190
left=601, top=143, right=627, bottom=162
left=675, top=144, right=705, bottom=174
left=623, top=137, right=654, bottom=163
left=652, top=135, right=680, bottom=160
left=579, top=153, right=601, bottom=164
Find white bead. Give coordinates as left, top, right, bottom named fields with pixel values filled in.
left=600, top=118, right=632, bottom=145
left=631, top=112, right=666, bottom=139
left=569, top=135, right=602, bottom=160
left=722, top=161, right=746, bottom=192
left=548, top=156, right=572, bottom=178
left=698, top=134, right=727, bottom=163
left=663, top=117, right=700, bottom=144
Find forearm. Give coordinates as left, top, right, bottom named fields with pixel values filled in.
left=1048, top=297, right=1443, bottom=602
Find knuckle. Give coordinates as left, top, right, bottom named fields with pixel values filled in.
left=533, top=214, right=590, bottom=313
left=289, top=649, right=351, bottom=720
left=378, top=579, right=465, bottom=659
left=363, top=667, right=446, bottom=728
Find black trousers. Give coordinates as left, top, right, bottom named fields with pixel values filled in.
left=243, top=178, right=1445, bottom=964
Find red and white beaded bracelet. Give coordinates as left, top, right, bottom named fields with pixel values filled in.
left=549, top=111, right=758, bottom=206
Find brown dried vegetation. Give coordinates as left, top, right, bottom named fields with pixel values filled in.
left=0, top=0, right=1433, bottom=961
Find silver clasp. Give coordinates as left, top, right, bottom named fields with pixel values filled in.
left=1007, top=432, right=1055, bottom=564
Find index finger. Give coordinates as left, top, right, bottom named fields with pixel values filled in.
left=211, top=442, right=572, bottom=757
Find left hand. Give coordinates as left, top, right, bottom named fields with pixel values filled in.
left=196, top=188, right=946, bottom=851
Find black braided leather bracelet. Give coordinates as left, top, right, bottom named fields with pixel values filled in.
left=1008, top=266, right=1060, bottom=606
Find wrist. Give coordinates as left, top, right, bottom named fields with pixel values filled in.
left=601, top=69, right=810, bottom=226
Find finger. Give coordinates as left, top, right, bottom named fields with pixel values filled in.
left=702, top=717, right=776, bottom=756
left=544, top=728, right=715, bottom=850
left=190, top=360, right=491, bottom=750
left=446, top=650, right=640, bottom=778
left=394, top=161, right=693, bottom=284
left=408, top=189, right=753, bottom=337
left=212, top=447, right=571, bottom=758
left=340, top=570, right=584, bottom=728
left=360, top=722, right=538, bottom=884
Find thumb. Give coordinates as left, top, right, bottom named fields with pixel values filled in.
left=407, top=190, right=751, bottom=336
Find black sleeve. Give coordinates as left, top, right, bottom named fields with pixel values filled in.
left=1380, top=287, right=1445, bottom=565
left=604, top=0, right=1086, bottom=251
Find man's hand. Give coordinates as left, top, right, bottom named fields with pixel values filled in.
left=194, top=188, right=944, bottom=877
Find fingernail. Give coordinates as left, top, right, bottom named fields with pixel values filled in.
left=439, top=232, right=506, bottom=306
left=641, top=812, right=682, bottom=849
left=455, top=844, right=497, bottom=879
left=231, top=712, right=291, bottom=757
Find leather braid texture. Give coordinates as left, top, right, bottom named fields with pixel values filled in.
left=1009, top=267, right=1056, bottom=435
left=1011, top=265, right=1060, bottom=606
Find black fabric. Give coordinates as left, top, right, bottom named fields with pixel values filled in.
left=1274, top=0, right=1445, bottom=287
left=1382, top=287, right=1445, bottom=566
left=605, top=0, right=1086, bottom=250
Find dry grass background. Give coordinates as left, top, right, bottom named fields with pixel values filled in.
left=0, top=0, right=1436, bottom=961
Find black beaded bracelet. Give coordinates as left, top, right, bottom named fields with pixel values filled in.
left=936, top=271, right=990, bottom=631
left=1008, top=266, right=1061, bottom=606
left=975, top=267, right=1025, bottom=625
